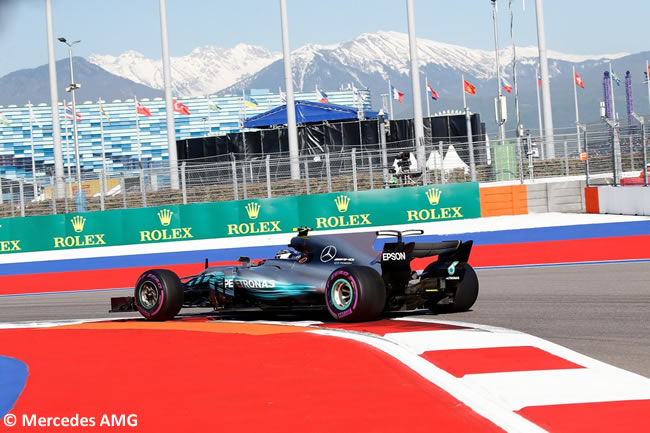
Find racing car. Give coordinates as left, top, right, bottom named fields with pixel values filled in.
left=110, top=228, right=478, bottom=322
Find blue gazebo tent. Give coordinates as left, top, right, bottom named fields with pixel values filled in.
left=244, top=100, right=377, bottom=128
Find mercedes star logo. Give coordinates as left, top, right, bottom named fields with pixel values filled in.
left=320, top=245, right=337, bottom=263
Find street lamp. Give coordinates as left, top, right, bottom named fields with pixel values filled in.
left=58, top=37, right=85, bottom=212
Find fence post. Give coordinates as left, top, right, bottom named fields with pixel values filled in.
left=9, top=183, right=15, bottom=217
left=325, top=152, right=332, bottom=193
left=380, top=118, right=388, bottom=188
left=120, top=176, right=127, bottom=209
left=563, top=139, right=569, bottom=176
left=517, top=136, right=524, bottom=184
left=19, top=177, right=25, bottom=217
left=64, top=179, right=70, bottom=214
left=181, top=162, right=187, bottom=205
left=50, top=176, right=57, bottom=215
left=139, top=167, right=147, bottom=207
left=241, top=163, right=248, bottom=200
left=642, top=123, right=648, bottom=187
left=439, top=141, right=446, bottom=184
left=527, top=135, right=535, bottom=181
left=368, top=155, right=374, bottom=190
left=612, top=127, right=619, bottom=186
left=420, top=137, right=429, bottom=185
left=231, top=158, right=239, bottom=201
left=265, top=155, right=272, bottom=198
left=351, top=148, right=358, bottom=191
left=304, top=158, right=310, bottom=195
left=99, top=170, right=105, bottom=211
left=584, top=127, right=590, bottom=186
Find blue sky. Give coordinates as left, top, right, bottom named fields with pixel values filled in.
left=0, top=0, right=648, bottom=77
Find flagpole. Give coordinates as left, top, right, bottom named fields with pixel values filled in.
left=28, top=101, right=37, bottom=194
left=135, top=96, right=142, bottom=164
left=63, top=100, right=72, bottom=196
left=535, top=68, right=544, bottom=156
left=425, top=76, right=431, bottom=118
left=646, top=60, right=649, bottom=117
left=205, top=95, right=211, bottom=136
left=609, top=63, right=617, bottom=121
left=462, top=75, right=467, bottom=111
left=98, top=98, right=107, bottom=187
left=461, top=76, right=476, bottom=181
left=241, top=90, right=247, bottom=154
left=509, top=0, right=521, bottom=135
left=388, top=80, right=394, bottom=121
left=572, top=66, right=581, bottom=153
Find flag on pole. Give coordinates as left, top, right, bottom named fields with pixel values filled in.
left=207, top=98, right=221, bottom=112
left=315, top=86, right=329, bottom=103
left=29, top=105, right=43, bottom=128
left=65, top=104, right=82, bottom=121
left=279, top=89, right=287, bottom=104
left=100, top=104, right=110, bottom=121
left=244, top=94, right=259, bottom=109
left=501, top=77, right=513, bottom=94
left=574, top=71, right=585, bottom=89
left=463, top=79, right=476, bottom=96
left=391, top=86, right=404, bottom=103
left=173, top=99, right=190, bottom=115
left=351, top=84, right=366, bottom=104
left=136, top=101, right=152, bottom=117
left=426, top=82, right=439, bottom=100
left=0, top=111, right=10, bottom=127
left=611, top=71, right=621, bottom=87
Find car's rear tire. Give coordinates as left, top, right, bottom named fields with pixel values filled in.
left=325, top=266, right=386, bottom=322
left=134, top=269, right=184, bottom=321
left=450, top=264, right=479, bottom=312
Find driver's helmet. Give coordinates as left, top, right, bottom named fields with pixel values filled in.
left=275, top=249, right=298, bottom=260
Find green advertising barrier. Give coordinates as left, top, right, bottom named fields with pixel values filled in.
left=0, top=182, right=480, bottom=254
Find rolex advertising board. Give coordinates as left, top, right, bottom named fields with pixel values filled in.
left=0, top=182, right=480, bottom=254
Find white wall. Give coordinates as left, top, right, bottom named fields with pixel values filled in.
left=598, top=187, right=650, bottom=216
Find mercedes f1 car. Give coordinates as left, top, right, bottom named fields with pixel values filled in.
left=110, top=228, right=478, bottom=322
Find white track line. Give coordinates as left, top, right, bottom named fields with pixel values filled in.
left=461, top=368, right=650, bottom=411
left=310, top=328, right=547, bottom=433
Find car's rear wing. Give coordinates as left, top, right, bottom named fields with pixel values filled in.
left=377, top=230, right=473, bottom=265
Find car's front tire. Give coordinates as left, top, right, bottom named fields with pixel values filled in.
left=134, top=269, right=184, bottom=321
left=325, top=266, right=386, bottom=322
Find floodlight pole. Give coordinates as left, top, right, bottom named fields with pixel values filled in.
left=406, top=0, right=426, bottom=176
left=280, top=0, right=300, bottom=180
left=491, top=0, right=506, bottom=147
left=59, top=37, right=84, bottom=211
left=159, top=0, right=180, bottom=189
left=535, top=0, right=555, bottom=158
left=45, top=0, right=65, bottom=198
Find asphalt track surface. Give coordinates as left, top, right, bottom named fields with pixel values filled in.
left=1, top=262, right=648, bottom=378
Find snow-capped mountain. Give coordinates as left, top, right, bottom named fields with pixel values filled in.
left=3, top=30, right=644, bottom=129
left=266, top=30, right=628, bottom=90
left=89, top=44, right=282, bottom=97
left=218, top=30, right=644, bottom=129
left=88, top=31, right=628, bottom=98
